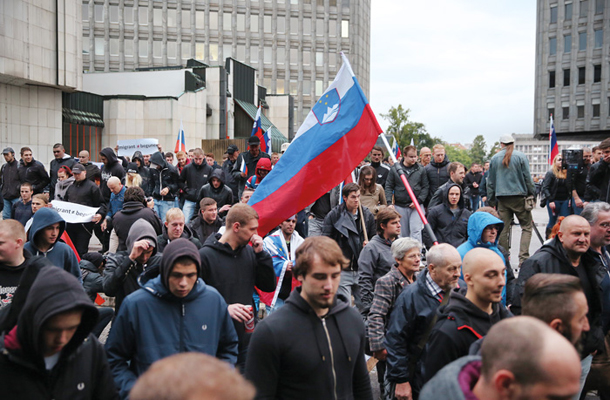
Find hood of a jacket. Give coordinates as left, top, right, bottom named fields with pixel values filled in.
left=150, top=151, right=168, bottom=170
left=27, top=207, right=66, bottom=245
left=285, top=286, right=350, bottom=316
left=437, top=290, right=510, bottom=338
left=132, top=151, right=144, bottom=164
left=99, top=147, right=119, bottom=167
left=79, top=259, right=99, bottom=273
left=159, top=238, right=201, bottom=291
left=420, top=355, right=482, bottom=400
left=120, top=200, right=146, bottom=214
left=537, top=236, right=571, bottom=263
left=161, top=223, right=195, bottom=241
left=430, top=155, right=450, bottom=168
left=15, top=266, right=98, bottom=363
left=202, top=233, right=248, bottom=257
left=441, top=182, right=465, bottom=210
left=255, top=158, right=272, bottom=180
left=126, top=219, right=159, bottom=258
left=466, top=212, right=504, bottom=248
left=19, top=158, right=38, bottom=168
left=208, top=169, right=226, bottom=193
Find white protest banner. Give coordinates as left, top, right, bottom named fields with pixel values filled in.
left=117, top=138, right=159, bottom=158
left=51, top=200, right=100, bottom=223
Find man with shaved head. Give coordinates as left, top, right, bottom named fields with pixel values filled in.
left=419, top=147, right=432, bottom=167
left=515, top=215, right=605, bottom=399
left=78, top=150, right=101, bottom=182
left=420, top=316, right=582, bottom=400
left=423, top=248, right=511, bottom=384
left=385, top=243, right=464, bottom=399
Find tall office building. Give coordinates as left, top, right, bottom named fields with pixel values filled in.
left=81, top=0, right=371, bottom=134
left=534, top=0, right=610, bottom=140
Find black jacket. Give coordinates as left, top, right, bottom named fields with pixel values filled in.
left=385, top=162, right=429, bottom=207
left=99, top=148, right=126, bottom=214
left=428, top=179, right=470, bottom=210
left=179, top=160, right=213, bottom=202
left=0, top=158, right=20, bottom=200
left=425, top=183, right=471, bottom=248
left=194, top=169, right=234, bottom=217
left=18, top=158, right=50, bottom=194
left=112, top=201, right=163, bottom=252
left=244, top=288, right=373, bottom=400
left=514, top=237, right=605, bottom=355
left=65, top=178, right=105, bottom=218
left=156, top=224, right=202, bottom=252
left=0, top=265, right=118, bottom=400
left=131, top=151, right=152, bottom=196
left=371, top=161, right=391, bottom=187
left=422, top=289, right=511, bottom=383
left=322, top=203, right=376, bottom=270
left=231, top=150, right=271, bottom=197
left=189, top=214, right=225, bottom=243
left=48, top=155, right=76, bottom=198
left=103, top=219, right=163, bottom=312
left=0, top=250, right=47, bottom=311
left=424, top=156, right=450, bottom=203
left=80, top=162, right=101, bottom=183
left=542, top=170, right=570, bottom=203
left=221, top=158, right=239, bottom=202
left=463, top=171, right=482, bottom=196
left=80, top=259, right=104, bottom=302
left=149, top=152, right=180, bottom=201
left=585, top=159, right=610, bottom=202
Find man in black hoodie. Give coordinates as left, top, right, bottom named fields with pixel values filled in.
left=112, top=186, right=162, bottom=251
left=0, top=265, right=118, bottom=399
left=245, top=236, right=373, bottom=399
left=103, top=219, right=162, bottom=313
left=194, top=169, right=234, bottom=218
left=179, top=148, right=212, bottom=222
left=149, top=151, right=180, bottom=222
left=17, top=147, right=50, bottom=195
left=222, top=144, right=240, bottom=203
left=423, top=247, right=511, bottom=383
left=198, top=203, right=275, bottom=369
left=97, top=148, right=126, bottom=250
left=131, top=151, right=152, bottom=196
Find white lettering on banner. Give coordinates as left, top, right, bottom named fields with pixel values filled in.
left=117, top=138, right=159, bottom=158
left=50, top=200, right=100, bottom=224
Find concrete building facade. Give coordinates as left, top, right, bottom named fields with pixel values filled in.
left=80, top=0, right=371, bottom=134
left=534, top=0, right=610, bottom=140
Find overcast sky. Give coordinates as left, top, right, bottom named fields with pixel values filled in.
left=368, top=1, right=537, bottom=147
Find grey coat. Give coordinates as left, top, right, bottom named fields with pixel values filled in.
left=357, top=234, right=395, bottom=316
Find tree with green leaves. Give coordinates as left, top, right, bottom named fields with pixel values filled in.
left=487, top=141, right=501, bottom=160
left=469, top=135, right=487, bottom=165
left=444, top=144, right=472, bottom=167
left=381, top=105, right=443, bottom=150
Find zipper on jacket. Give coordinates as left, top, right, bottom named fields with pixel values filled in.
left=321, top=318, right=338, bottom=400
left=180, top=302, right=185, bottom=351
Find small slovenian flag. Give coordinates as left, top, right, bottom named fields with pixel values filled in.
left=338, top=169, right=357, bottom=204
left=549, top=114, right=558, bottom=165
left=392, top=135, right=402, bottom=159
left=251, top=106, right=269, bottom=153
left=175, top=121, right=186, bottom=153
left=249, top=53, right=383, bottom=235
left=263, top=127, right=272, bottom=154
left=240, top=158, right=247, bottom=175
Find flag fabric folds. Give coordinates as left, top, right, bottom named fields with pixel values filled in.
left=548, top=115, right=558, bottom=165
left=392, top=136, right=402, bottom=159
left=249, top=54, right=383, bottom=236
left=175, top=121, right=186, bottom=153
left=263, top=127, right=272, bottom=154
left=251, top=106, right=270, bottom=154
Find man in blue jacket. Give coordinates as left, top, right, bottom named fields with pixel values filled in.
left=105, top=238, right=238, bottom=399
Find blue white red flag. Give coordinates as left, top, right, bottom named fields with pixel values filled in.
left=392, top=136, right=402, bottom=159
left=251, top=106, right=270, bottom=153
left=174, top=121, right=186, bottom=153
left=249, top=54, right=383, bottom=235
left=549, top=115, right=558, bottom=165
left=263, top=127, right=272, bottom=154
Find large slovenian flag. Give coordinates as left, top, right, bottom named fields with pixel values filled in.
left=251, top=106, right=270, bottom=153
left=548, top=115, right=558, bottom=165
left=249, top=53, right=383, bottom=236
left=175, top=121, right=186, bottom=153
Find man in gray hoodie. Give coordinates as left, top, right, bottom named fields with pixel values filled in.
left=420, top=317, right=581, bottom=400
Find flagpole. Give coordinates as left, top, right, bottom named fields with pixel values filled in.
left=379, top=134, right=438, bottom=246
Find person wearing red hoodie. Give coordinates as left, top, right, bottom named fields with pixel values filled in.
left=245, top=157, right=272, bottom=191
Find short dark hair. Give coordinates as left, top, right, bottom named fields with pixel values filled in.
left=53, top=143, right=64, bottom=150
left=448, top=161, right=465, bottom=175
left=342, top=182, right=360, bottom=199
left=403, top=145, right=416, bottom=155
left=293, top=236, right=348, bottom=277
left=20, top=147, right=32, bottom=156
left=226, top=203, right=258, bottom=227
left=371, top=145, right=384, bottom=154
left=199, top=197, right=217, bottom=211
left=593, top=146, right=599, bottom=152
left=376, top=207, right=401, bottom=235
left=165, top=152, right=174, bottom=158
left=599, top=138, right=610, bottom=150
left=124, top=186, right=146, bottom=204
left=522, top=273, right=583, bottom=326
left=20, top=182, right=33, bottom=191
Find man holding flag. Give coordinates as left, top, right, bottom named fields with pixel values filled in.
left=232, top=136, right=270, bottom=200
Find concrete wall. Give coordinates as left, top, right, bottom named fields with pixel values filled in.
left=266, top=95, right=291, bottom=140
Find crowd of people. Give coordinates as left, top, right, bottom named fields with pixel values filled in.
left=0, top=133, right=610, bottom=400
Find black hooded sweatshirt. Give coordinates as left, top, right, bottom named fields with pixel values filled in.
left=424, top=183, right=471, bottom=248
left=244, top=288, right=373, bottom=399
left=0, top=266, right=118, bottom=399
left=179, top=158, right=213, bottom=202
left=149, top=151, right=180, bottom=201
left=112, top=200, right=163, bottom=252
left=424, top=155, right=450, bottom=203
left=99, top=148, right=126, bottom=213
left=422, top=289, right=511, bottom=383
left=194, top=168, right=234, bottom=217
left=131, top=151, right=152, bottom=196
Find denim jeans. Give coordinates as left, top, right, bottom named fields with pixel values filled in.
left=546, top=199, right=571, bottom=231
left=2, top=198, right=19, bottom=220
left=154, top=199, right=175, bottom=223
left=572, top=196, right=584, bottom=215
left=183, top=200, right=196, bottom=222
left=470, top=195, right=481, bottom=212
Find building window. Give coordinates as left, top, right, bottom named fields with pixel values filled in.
left=182, top=11, right=190, bottom=29
left=550, top=71, right=556, bottom=88
left=341, top=20, right=349, bottom=37
left=596, top=0, right=604, bottom=13
left=566, top=2, right=573, bottom=19
left=565, top=34, right=572, bottom=53
left=329, top=20, right=337, bottom=36
left=579, top=66, right=586, bottom=84
left=154, top=9, right=162, bottom=26
left=303, top=51, right=310, bottom=65
left=237, top=14, right=245, bottom=31
left=251, top=14, right=259, bottom=32
left=125, top=7, right=133, bottom=24
left=579, top=32, right=587, bottom=50
left=290, top=48, right=297, bottom=64
left=316, top=52, right=323, bottom=66
left=329, top=52, right=337, bottom=67
left=209, top=12, right=218, bottom=30
left=223, top=44, right=232, bottom=59
left=195, top=43, right=204, bottom=60
left=291, top=17, right=298, bottom=34
left=110, top=38, right=119, bottom=56
left=304, top=18, right=312, bottom=35
left=577, top=105, right=585, bottom=118
left=237, top=45, right=245, bottom=60
left=264, top=15, right=272, bottom=33
left=124, top=39, right=133, bottom=57
left=303, top=80, right=311, bottom=95
left=168, top=42, right=177, bottom=59
left=316, top=19, right=324, bottom=36
left=110, top=6, right=119, bottom=23
left=196, top=11, right=204, bottom=29
left=139, top=8, right=148, bottom=25
left=209, top=44, right=218, bottom=61
left=82, top=4, right=89, bottom=21
left=182, top=42, right=191, bottom=59
left=95, top=38, right=104, bottom=55
left=277, top=47, right=285, bottom=64
left=564, top=68, right=571, bottom=86
left=551, top=6, right=558, bottom=23
left=95, top=4, right=103, bottom=22
left=563, top=106, right=570, bottom=119
left=264, top=47, right=272, bottom=64
left=168, top=9, right=176, bottom=27
left=581, top=0, right=589, bottom=16
left=251, top=48, right=258, bottom=63
left=595, top=29, right=603, bottom=48
left=277, top=16, right=285, bottom=33
left=549, top=108, right=555, bottom=119
left=276, top=79, right=285, bottom=94
left=139, top=41, right=148, bottom=57
left=593, top=64, right=601, bottom=82
left=153, top=41, right=162, bottom=58
left=315, top=80, right=323, bottom=96
left=550, top=37, right=557, bottom=55
left=223, top=13, right=231, bottom=31
left=290, top=80, right=298, bottom=96
left=593, top=104, right=601, bottom=117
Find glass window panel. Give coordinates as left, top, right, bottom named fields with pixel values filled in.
left=153, top=41, right=162, bottom=58
left=250, top=48, right=258, bottom=62
left=237, top=14, right=245, bottom=31
left=154, top=8, right=162, bottom=26
left=277, top=17, right=285, bottom=33
left=564, top=34, right=571, bottom=53
left=290, top=48, right=297, bottom=64
left=315, top=80, right=323, bottom=96
left=595, top=29, right=603, bottom=48
left=596, top=0, right=604, bottom=13
left=110, top=38, right=119, bottom=55
left=291, top=17, right=298, bottom=34
left=209, top=43, right=218, bottom=61
left=237, top=45, right=245, bottom=60
left=579, top=32, right=587, bottom=50
left=303, top=51, right=310, bottom=65
left=581, top=0, right=588, bottom=16
left=196, top=11, right=204, bottom=29
left=182, top=11, right=190, bottom=29
left=277, top=47, right=285, bottom=64
left=168, top=9, right=176, bottom=27
left=196, top=43, right=204, bottom=60
left=303, top=80, right=311, bottom=95
left=110, top=6, right=119, bottom=23
left=276, top=79, right=285, bottom=94
left=316, top=19, right=324, bottom=35
left=341, top=20, right=349, bottom=37
left=139, top=8, right=148, bottom=25
left=264, top=15, right=272, bottom=33
left=124, top=39, right=133, bottom=56
left=209, top=12, right=218, bottom=30
left=82, top=4, right=89, bottom=21
left=139, top=41, right=148, bottom=57
left=593, top=104, right=600, bottom=117
left=549, top=37, right=557, bottom=55
left=251, top=14, right=259, bottom=32
left=95, top=37, right=104, bottom=55
left=329, top=52, right=336, bottom=66
left=303, top=18, right=311, bottom=35
left=168, top=41, right=177, bottom=58
left=223, top=13, right=232, bottom=30
left=550, top=6, right=558, bottom=23
left=316, top=52, right=323, bottom=66
left=95, top=4, right=103, bottom=22
left=223, top=44, right=232, bottom=59
left=125, top=7, right=133, bottom=24
left=182, top=42, right=191, bottom=59
left=329, top=20, right=337, bottom=36
left=82, top=37, right=89, bottom=53
left=264, top=47, right=272, bottom=63
left=290, top=80, right=298, bottom=95
left=566, top=3, right=573, bottom=19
